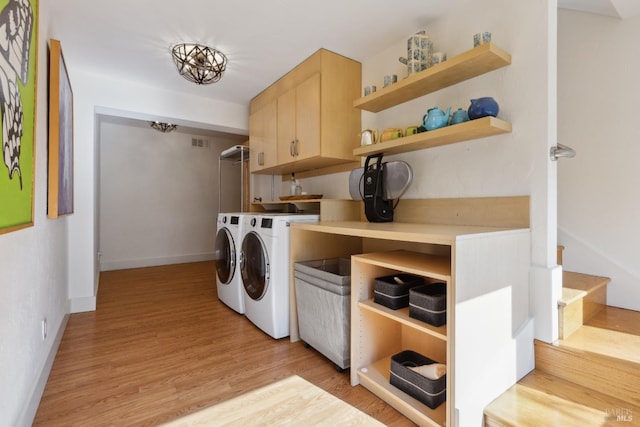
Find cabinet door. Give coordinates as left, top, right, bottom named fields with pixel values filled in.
left=249, top=99, right=277, bottom=172
left=276, top=73, right=321, bottom=164
left=294, top=73, right=321, bottom=161
left=277, top=88, right=296, bottom=163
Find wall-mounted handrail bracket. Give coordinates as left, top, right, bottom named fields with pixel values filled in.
left=550, top=143, right=576, bottom=161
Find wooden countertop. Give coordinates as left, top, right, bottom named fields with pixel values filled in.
left=291, top=220, right=528, bottom=245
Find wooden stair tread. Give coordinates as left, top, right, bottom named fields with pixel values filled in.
left=559, top=325, right=640, bottom=365
left=484, top=370, right=640, bottom=426
left=558, top=306, right=640, bottom=364
left=559, top=271, right=610, bottom=307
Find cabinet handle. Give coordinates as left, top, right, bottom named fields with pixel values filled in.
left=293, top=138, right=299, bottom=157
left=258, top=152, right=264, bottom=166
left=290, top=140, right=295, bottom=157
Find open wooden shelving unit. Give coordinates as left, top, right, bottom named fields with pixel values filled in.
left=352, top=42, right=512, bottom=159
left=339, top=43, right=515, bottom=426
left=351, top=250, right=452, bottom=427
left=289, top=198, right=531, bottom=426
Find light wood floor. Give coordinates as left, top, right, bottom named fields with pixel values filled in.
left=34, top=261, right=415, bottom=426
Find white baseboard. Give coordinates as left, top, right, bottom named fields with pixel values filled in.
left=514, top=317, right=535, bottom=381
left=100, top=252, right=215, bottom=272
left=19, top=313, right=70, bottom=427
left=70, top=295, right=97, bottom=313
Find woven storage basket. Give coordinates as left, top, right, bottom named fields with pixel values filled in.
left=409, top=283, right=447, bottom=326
left=390, top=350, right=446, bottom=409
left=373, top=273, right=424, bottom=309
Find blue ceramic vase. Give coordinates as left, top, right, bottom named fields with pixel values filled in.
left=450, top=108, right=469, bottom=125
left=468, top=97, right=499, bottom=119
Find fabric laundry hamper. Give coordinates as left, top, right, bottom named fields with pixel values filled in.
left=294, top=258, right=351, bottom=370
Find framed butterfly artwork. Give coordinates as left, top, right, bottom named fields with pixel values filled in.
left=0, top=0, right=38, bottom=234
left=47, top=38, right=73, bottom=219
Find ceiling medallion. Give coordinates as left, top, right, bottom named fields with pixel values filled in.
left=171, top=43, right=227, bottom=85
left=149, top=121, right=177, bottom=133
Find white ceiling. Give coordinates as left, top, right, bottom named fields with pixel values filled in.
left=558, top=0, right=640, bottom=19
left=49, top=0, right=464, bottom=108
left=49, top=0, right=639, bottom=114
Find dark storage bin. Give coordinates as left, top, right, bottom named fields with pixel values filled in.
left=294, top=258, right=351, bottom=370
left=374, top=273, right=424, bottom=309
left=409, top=283, right=447, bottom=326
left=390, top=350, right=446, bottom=409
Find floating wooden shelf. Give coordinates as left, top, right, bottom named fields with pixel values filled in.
left=251, top=199, right=361, bottom=222
left=353, top=42, right=511, bottom=113
left=353, top=116, right=512, bottom=157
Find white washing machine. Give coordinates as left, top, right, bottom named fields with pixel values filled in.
left=239, top=213, right=319, bottom=338
left=215, top=212, right=248, bottom=314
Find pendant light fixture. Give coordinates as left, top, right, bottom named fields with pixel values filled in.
left=149, top=121, right=177, bottom=133
left=171, top=43, right=227, bottom=85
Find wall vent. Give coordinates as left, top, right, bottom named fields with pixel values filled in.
left=191, top=138, right=210, bottom=149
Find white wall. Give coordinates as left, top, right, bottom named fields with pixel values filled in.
left=99, top=121, right=245, bottom=271
left=2, top=5, right=245, bottom=423
left=0, top=2, right=72, bottom=425
left=67, top=70, right=249, bottom=312
left=558, top=9, right=640, bottom=311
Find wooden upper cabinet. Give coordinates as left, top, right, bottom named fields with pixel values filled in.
left=249, top=99, right=277, bottom=172
left=250, top=49, right=361, bottom=175
left=277, top=73, right=321, bottom=163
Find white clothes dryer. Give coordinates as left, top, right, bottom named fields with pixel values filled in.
left=239, top=213, right=319, bottom=338
left=215, top=212, right=247, bottom=314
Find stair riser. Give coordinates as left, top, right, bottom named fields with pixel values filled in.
left=484, top=414, right=512, bottom=426
left=535, top=341, right=640, bottom=407
left=559, top=286, right=606, bottom=339
left=557, top=246, right=564, bottom=265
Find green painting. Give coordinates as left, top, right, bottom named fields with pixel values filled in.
left=0, top=0, right=37, bottom=234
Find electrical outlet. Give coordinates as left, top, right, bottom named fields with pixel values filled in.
left=41, top=318, right=47, bottom=341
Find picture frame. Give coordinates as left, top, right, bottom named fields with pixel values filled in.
left=0, top=0, right=38, bottom=234
left=47, top=38, right=74, bottom=218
